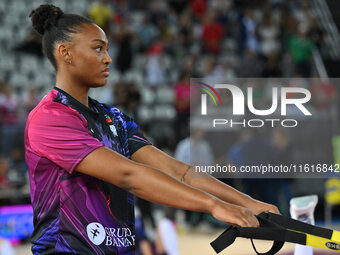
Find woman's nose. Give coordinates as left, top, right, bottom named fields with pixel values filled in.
left=104, top=51, right=112, bottom=65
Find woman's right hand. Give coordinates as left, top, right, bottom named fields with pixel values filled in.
left=211, top=200, right=260, bottom=227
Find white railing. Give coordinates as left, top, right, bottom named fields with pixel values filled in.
left=310, top=0, right=340, bottom=59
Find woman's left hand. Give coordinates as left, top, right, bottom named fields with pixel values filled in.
left=247, top=199, right=281, bottom=215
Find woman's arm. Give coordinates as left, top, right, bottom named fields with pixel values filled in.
left=131, top=145, right=279, bottom=215
left=75, top=146, right=259, bottom=227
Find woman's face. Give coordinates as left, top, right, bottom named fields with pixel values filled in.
left=65, top=23, right=112, bottom=87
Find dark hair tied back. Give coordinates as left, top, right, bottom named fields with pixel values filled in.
left=29, top=4, right=64, bottom=35
left=29, top=4, right=93, bottom=70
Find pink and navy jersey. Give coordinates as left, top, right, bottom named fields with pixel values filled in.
left=25, top=87, right=151, bottom=254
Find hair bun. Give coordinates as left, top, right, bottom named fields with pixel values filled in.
left=29, top=4, right=64, bottom=35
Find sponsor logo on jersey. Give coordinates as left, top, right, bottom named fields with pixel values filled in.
left=87, top=222, right=106, bottom=245
left=86, top=223, right=135, bottom=247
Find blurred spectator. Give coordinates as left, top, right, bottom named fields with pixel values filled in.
left=174, top=137, right=190, bottom=165
left=203, top=56, right=236, bottom=82
left=228, top=129, right=276, bottom=204
left=221, top=61, right=237, bottom=80
left=155, top=207, right=180, bottom=255
left=201, top=11, right=224, bottom=54
left=0, top=156, right=10, bottom=189
left=174, top=72, right=191, bottom=141
left=136, top=196, right=156, bottom=235
left=7, top=147, right=27, bottom=188
left=288, top=24, right=315, bottom=77
left=87, top=0, right=113, bottom=32
left=278, top=4, right=298, bottom=48
left=178, top=11, right=194, bottom=50
left=13, top=30, right=43, bottom=57
left=135, top=207, right=154, bottom=255
left=271, top=128, right=291, bottom=166
left=308, top=18, right=324, bottom=51
left=0, top=83, right=18, bottom=125
left=175, top=129, right=214, bottom=228
left=146, top=41, right=166, bottom=87
left=174, top=129, right=214, bottom=166
left=137, top=16, right=158, bottom=52
left=203, top=56, right=224, bottom=83
left=228, top=129, right=252, bottom=167
left=191, top=129, right=214, bottom=166
left=258, top=15, right=280, bottom=58
left=270, top=128, right=293, bottom=215
left=148, top=1, right=168, bottom=26
left=113, top=19, right=133, bottom=74
left=292, top=0, right=314, bottom=30
left=242, top=9, right=259, bottom=54
left=0, top=83, right=19, bottom=155
left=112, top=82, right=141, bottom=121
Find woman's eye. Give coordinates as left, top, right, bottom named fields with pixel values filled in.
left=95, top=46, right=102, bottom=52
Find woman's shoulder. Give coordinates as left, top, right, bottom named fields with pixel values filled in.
left=28, top=93, right=86, bottom=128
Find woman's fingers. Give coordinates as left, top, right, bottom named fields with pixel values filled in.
left=212, top=201, right=260, bottom=228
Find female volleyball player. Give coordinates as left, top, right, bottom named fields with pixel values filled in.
left=25, top=4, right=279, bottom=254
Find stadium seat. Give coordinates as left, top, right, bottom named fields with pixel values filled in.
left=156, top=86, right=174, bottom=104
left=154, top=105, right=176, bottom=120
left=138, top=106, right=154, bottom=122
left=141, top=88, right=156, bottom=104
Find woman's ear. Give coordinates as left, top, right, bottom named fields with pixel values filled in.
left=57, top=43, right=72, bottom=65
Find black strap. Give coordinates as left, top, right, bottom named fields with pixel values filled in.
left=251, top=239, right=284, bottom=255
left=210, top=212, right=308, bottom=254
left=260, top=212, right=333, bottom=239
left=210, top=225, right=288, bottom=254
left=210, top=211, right=335, bottom=254
left=210, top=226, right=239, bottom=254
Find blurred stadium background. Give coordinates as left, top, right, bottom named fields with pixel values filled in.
left=1, top=0, right=340, bottom=254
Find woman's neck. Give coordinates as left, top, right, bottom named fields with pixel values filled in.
left=56, top=73, right=90, bottom=108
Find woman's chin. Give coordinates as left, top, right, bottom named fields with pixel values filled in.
left=91, top=80, right=108, bottom=88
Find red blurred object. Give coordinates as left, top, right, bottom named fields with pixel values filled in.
left=147, top=42, right=164, bottom=55
left=190, top=0, right=207, bottom=18
left=310, top=81, right=336, bottom=110
left=113, top=14, right=122, bottom=24
left=202, top=22, right=224, bottom=53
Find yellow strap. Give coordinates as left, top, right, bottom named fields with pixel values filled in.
left=306, top=233, right=340, bottom=251
left=332, top=230, right=340, bottom=242
left=288, top=229, right=340, bottom=251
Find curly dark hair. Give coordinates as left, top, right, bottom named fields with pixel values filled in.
left=29, top=4, right=93, bottom=70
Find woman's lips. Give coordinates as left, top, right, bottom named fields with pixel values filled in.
left=102, top=68, right=110, bottom=77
